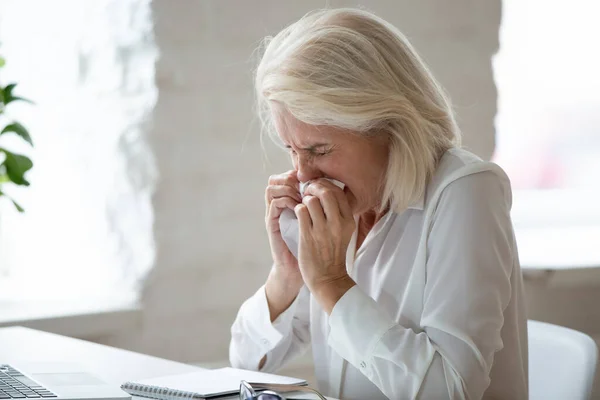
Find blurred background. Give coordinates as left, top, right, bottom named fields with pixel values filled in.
left=0, top=0, right=598, bottom=397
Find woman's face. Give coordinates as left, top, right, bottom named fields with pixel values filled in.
left=273, top=109, right=389, bottom=215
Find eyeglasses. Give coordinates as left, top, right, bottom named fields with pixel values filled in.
left=239, top=380, right=284, bottom=400
left=239, top=380, right=327, bottom=400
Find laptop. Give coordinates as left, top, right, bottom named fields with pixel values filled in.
left=0, top=363, right=130, bottom=399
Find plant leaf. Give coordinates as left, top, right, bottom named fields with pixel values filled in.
left=2, top=83, right=34, bottom=105
left=12, top=198, right=24, bottom=212
left=0, top=56, right=5, bottom=68
left=2, top=83, right=16, bottom=103
left=0, top=148, right=33, bottom=186
left=1, top=122, right=33, bottom=146
left=0, top=187, right=24, bottom=212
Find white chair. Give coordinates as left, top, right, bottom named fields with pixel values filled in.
left=528, top=320, right=598, bottom=400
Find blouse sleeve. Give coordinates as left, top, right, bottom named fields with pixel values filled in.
left=229, top=280, right=312, bottom=373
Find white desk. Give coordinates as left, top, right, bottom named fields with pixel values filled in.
left=0, top=326, right=333, bottom=400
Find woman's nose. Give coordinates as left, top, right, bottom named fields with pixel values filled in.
left=296, top=158, right=322, bottom=184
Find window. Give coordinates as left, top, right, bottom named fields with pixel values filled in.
left=493, top=0, right=600, bottom=267
left=0, top=0, right=158, bottom=301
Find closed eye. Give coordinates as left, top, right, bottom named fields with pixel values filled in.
left=284, top=145, right=332, bottom=157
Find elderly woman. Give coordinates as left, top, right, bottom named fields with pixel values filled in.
left=230, top=8, right=527, bottom=400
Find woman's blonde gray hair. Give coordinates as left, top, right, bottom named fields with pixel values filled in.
left=255, top=8, right=461, bottom=213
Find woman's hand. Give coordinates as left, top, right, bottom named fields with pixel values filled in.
left=264, top=170, right=304, bottom=320
left=296, top=179, right=357, bottom=314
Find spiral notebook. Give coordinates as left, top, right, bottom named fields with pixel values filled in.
left=120, top=367, right=307, bottom=399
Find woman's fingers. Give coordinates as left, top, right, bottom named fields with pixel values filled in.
left=302, top=195, right=326, bottom=229
left=303, top=179, right=352, bottom=220
left=268, top=170, right=298, bottom=188
left=295, top=203, right=311, bottom=234
left=265, top=170, right=301, bottom=207
left=267, top=197, right=300, bottom=221
left=266, top=184, right=302, bottom=205
left=336, top=189, right=353, bottom=220
left=319, top=189, right=341, bottom=221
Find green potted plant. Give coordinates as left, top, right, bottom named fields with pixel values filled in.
left=0, top=50, right=33, bottom=212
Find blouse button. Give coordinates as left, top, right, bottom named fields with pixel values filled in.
left=261, top=338, right=270, bottom=346
left=360, top=361, right=366, bottom=369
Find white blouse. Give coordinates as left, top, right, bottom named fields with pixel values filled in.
left=230, top=148, right=528, bottom=400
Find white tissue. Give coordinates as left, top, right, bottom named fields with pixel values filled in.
left=279, top=178, right=345, bottom=259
